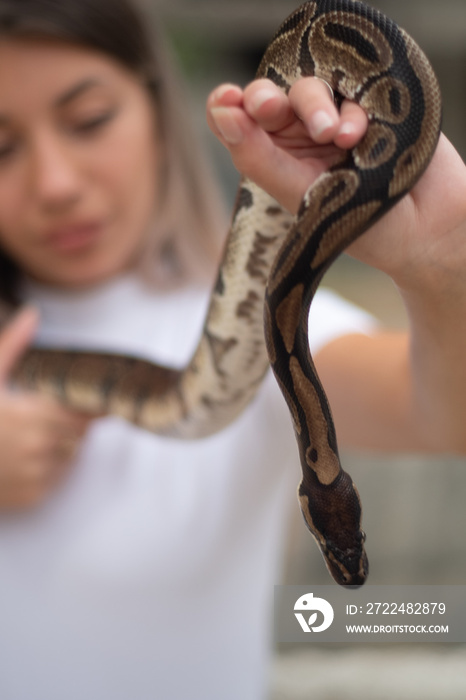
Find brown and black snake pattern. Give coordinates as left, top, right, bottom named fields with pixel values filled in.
left=13, top=0, right=441, bottom=586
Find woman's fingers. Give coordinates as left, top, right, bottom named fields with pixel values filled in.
left=207, top=76, right=369, bottom=213
left=242, top=79, right=296, bottom=133
left=207, top=100, right=328, bottom=212
left=336, top=99, right=369, bottom=149
left=0, top=306, right=39, bottom=385
left=288, top=77, right=340, bottom=142
left=0, top=319, right=92, bottom=509
left=208, top=76, right=368, bottom=145
left=0, top=394, right=91, bottom=509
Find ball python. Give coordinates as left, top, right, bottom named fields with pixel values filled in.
left=13, top=0, right=441, bottom=586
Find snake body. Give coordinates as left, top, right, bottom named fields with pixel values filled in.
left=13, top=0, right=441, bottom=586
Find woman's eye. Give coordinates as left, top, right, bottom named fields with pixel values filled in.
left=73, top=110, right=115, bottom=134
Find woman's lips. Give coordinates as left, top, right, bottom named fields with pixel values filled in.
left=46, top=222, right=104, bottom=253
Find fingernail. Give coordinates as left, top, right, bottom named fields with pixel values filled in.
left=210, top=107, right=244, bottom=145
left=250, top=87, right=277, bottom=112
left=338, top=122, right=355, bottom=137
left=309, top=110, right=334, bottom=139
left=213, top=83, right=241, bottom=102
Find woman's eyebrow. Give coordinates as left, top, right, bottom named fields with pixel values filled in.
left=55, top=78, right=105, bottom=107
left=0, top=78, right=107, bottom=126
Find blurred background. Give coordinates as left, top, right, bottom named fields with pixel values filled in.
left=145, top=1, right=466, bottom=697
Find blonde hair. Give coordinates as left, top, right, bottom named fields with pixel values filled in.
left=0, top=0, right=228, bottom=312
left=142, top=24, right=227, bottom=289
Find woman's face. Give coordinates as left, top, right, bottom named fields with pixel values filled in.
left=0, top=37, right=160, bottom=288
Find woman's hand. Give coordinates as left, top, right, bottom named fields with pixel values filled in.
left=207, top=77, right=368, bottom=214
left=0, top=308, right=90, bottom=509
left=207, top=77, right=466, bottom=295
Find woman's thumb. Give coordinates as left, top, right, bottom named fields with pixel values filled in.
left=0, top=306, right=39, bottom=385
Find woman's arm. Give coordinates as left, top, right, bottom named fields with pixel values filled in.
left=207, top=79, right=466, bottom=454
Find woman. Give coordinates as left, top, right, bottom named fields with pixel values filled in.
left=0, top=1, right=465, bottom=699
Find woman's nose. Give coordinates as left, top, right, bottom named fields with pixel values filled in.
left=30, top=133, right=82, bottom=209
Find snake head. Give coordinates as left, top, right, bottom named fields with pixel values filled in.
left=299, top=472, right=369, bottom=587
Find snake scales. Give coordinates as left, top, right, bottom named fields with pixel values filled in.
left=13, top=0, right=441, bottom=586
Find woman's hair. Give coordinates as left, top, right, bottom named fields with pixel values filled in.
left=0, top=0, right=227, bottom=309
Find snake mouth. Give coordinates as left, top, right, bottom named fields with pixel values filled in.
left=300, top=502, right=369, bottom=586
left=325, top=546, right=369, bottom=588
